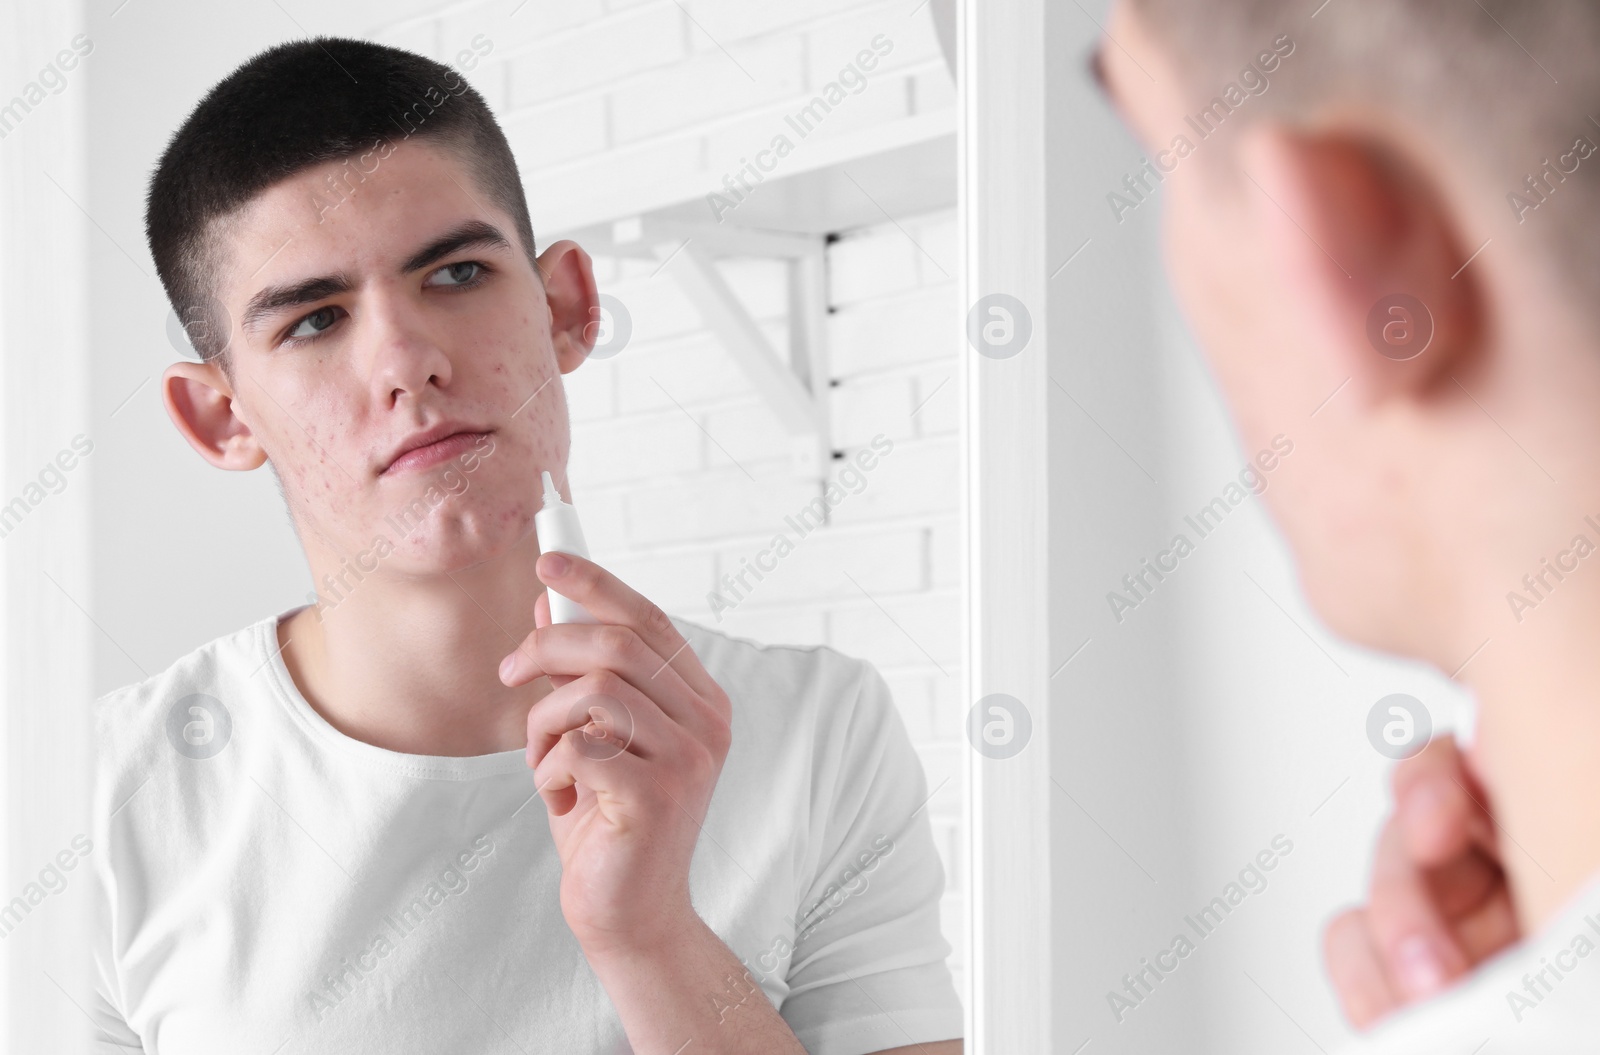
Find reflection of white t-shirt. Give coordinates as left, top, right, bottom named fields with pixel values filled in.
left=88, top=607, right=961, bottom=1054
left=1347, top=871, right=1600, bottom=1053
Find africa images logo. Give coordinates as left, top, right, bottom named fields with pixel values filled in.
left=166, top=693, right=232, bottom=760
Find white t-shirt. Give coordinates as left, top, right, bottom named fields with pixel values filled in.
left=1347, top=870, right=1600, bottom=1053
left=88, top=607, right=962, bottom=1054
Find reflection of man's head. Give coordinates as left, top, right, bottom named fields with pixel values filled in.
left=1094, top=1, right=1600, bottom=661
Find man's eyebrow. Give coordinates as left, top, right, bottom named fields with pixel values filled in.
left=1087, top=42, right=1113, bottom=102
left=398, top=219, right=513, bottom=275
left=241, top=273, right=353, bottom=334
left=240, top=220, right=515, bottom=334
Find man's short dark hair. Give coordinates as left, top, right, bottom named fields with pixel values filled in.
left=145, top=36, right=538, bottom=368
left=1126, top=0, right=1600, bottom=322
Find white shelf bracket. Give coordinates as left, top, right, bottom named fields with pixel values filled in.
left=631, top=226, right=829, bottom=478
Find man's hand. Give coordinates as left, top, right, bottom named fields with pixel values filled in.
left=1323, top=735, right=1520, bottom=1028
left=499, top=551, right=734, bottom=957
left=498, top=554, right=953, bottom=1054
left=500, top=554, right=821, bottom=1053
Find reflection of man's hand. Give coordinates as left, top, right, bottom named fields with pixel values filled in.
left=1323, top=735, right=1519, bottom=1028
left=499, top=552, right=733, bottom=959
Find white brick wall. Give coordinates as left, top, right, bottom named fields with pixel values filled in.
left=561, top=215, right=958, bottom=691
left=376, top=0, right=952, bottom=229
left=568, top=217, right=965, bottom=989
left=370, top=0, right=965, bottom=994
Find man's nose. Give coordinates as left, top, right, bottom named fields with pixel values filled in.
left=364, top=294, right=454, bottom=405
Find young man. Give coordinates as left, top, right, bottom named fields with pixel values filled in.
left=1094, top=0, right=1600, bottom=1048
left=88, top=37, right=961, bottom=1055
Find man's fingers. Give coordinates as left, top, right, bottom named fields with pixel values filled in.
left=1324, top=908, right=1401, bottom=1029
left=1452, top=881, right=1520, bottom=964
left=531, top=590, right=578, bottom=689
left=534, top=727, right=652, bottom=816
left=1425, top=845, right=1505, bottom=921
left=505, top=622, right=710, bottom=733
left=1393, top=736, right=1481, bottom=867
left=524, top=670, right=677, bottom=770
left=1368, top=816, right=1471, bottom=1000
left=533, top=552, right=726, bottom=708
left=1326, top=734, right=1520, bottom=1030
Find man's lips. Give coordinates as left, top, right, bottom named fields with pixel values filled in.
left=380, top=430, right=490, bottom=477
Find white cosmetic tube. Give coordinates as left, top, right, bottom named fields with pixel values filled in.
left=534, top=470, right=599, bottom=625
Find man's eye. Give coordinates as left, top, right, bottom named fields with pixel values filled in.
left=287, top=306, right=342, bottom=340
left=427, top=261, right=483, bottom=287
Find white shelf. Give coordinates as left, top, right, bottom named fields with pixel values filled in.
left=545, top=110, right=956, bottom=238
left=559, top=126, right=957, bottom=479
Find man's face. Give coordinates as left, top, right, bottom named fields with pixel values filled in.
left=1093, top=3, right=1431, bottom=645
left=205, top=140, right=575, bottom=576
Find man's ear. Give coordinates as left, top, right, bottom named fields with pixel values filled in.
left=162, top=360, right=268, bottom=471
left=536, top=239, right=600, bottom=375
left=1237, top=122, right=1482, bottom=407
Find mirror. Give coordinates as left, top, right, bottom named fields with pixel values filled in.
left=1, top=0, right=965, bottom=1050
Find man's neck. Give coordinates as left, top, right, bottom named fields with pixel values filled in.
left=278, top=530, right=553, bottom=757
left=1465, top=568, right=1600, bottom=932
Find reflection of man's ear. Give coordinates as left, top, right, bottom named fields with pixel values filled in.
left=537, top=239, right=600, bottom=375
left=162, top=361, right=268, bottom=471
left=1238, top=121, right=1482, bottom=408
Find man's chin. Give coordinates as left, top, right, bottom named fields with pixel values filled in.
left=397, top=520, right=533, bottom=572
left=1296, top=558, right=1415, bottom=659
left=324, top=510, right=535, bottom=580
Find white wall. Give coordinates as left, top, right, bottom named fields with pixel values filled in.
left=1044, top=3, right=1474, bottom=1053
left=559, top=222, right=968, bottom=992
left=1, top=2, right=94, bottom=1049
